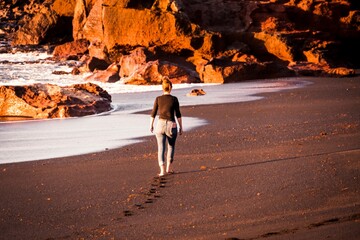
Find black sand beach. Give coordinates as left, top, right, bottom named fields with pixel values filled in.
left=0, top=77, right=359, bottom=239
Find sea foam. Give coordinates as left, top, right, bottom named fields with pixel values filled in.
left=0, top=51, right=308, bottom=164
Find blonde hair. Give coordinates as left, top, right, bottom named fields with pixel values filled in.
left=162, top=77, right=172, bottom=92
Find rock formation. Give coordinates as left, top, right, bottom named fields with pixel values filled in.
left=52, top=39, right=89, bottom=60
left=1, top=0, right=359, bottom=83
left=186, top=88, right=206, bottom=97
left=0, top=83, right=112, bottom=119
left=116, top=47, right=199, bottom=84
left=85, top=62, right=120, bottom=82
left=11, top=5, right=58, bottom=46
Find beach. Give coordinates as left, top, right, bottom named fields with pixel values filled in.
left=0, top=76, right=359, bottom=239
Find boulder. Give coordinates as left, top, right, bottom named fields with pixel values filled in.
left=85, top=62, right=120, bottom=83
left=200, top=60, right=268, bottom=83
left=119, top=47, right=198, bottom=84
left=52, top=39, right=89, bottom=59
left=158, top=61, right=199, bottom=84
left=121, top=60, right=163, bottom=85
left=12, top=6, right=58, bottom=46
left=0, top=83, right=112, bottom=119
left=119, top=47, right=149, bottom=78
left=199, top=56, right=294, bottom=83
left=121, top=60, right=198, bottom=85
left=186, top=88, right=206, bottom=97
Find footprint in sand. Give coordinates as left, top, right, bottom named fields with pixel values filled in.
left=125, top=175, right=173, bottom=216
left=123, top=210, right=133, bottom=217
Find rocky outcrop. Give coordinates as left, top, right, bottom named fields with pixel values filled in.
left=3, top=0, right=359, bottom=83
left=288, top=63, right=356, bottom=77
left=119, top=47, right=150, bottom=79
left=253, top=32, right=295, bottom=63
left=72, top=0, right=222, bottom=58
left=75, top=0, right=359, bottom=80
left=3, top=0, right=74, bottom=46
left=117, top=47, right=199, bottom=84
left=52, top=39, right=89, bottom=59
left=11, top=5, right=58, bottom=46
left=85, top=62, right=120, bottom=82
left=120, top=59, right=199, bottom=85
left=0, top=83, right=112, bottom=119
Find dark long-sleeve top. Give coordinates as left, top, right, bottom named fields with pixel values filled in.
left=151, top=94, right=181, bottom=121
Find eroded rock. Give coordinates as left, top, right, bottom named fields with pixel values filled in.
left=12, top=6, right=58, bottom=46
left=288, top=62, right=356, bottom=77
left=53, top=39, right=89, bottom=59
left=4, top=0, right=359, bottom=83
left=186, top=88, right=206, bottom=97
left=0, top=83, right=112, bottom=119
left=85, top=62, right=120, bottom=83
left=119, top=47, right=199, bottom=84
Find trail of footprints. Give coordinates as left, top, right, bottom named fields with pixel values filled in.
left=123, top=176, right=169, bottom=217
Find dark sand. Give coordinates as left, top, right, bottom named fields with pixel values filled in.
left=1, top=77, right=359, bottom=240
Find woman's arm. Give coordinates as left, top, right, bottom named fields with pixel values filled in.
left=177, top=117, right=183, bottom=135
left=150, top=117, right=155, bottom=133
left=150, top=97, right=159, bottom=133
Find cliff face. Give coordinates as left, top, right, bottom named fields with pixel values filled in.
left=2, top=0, right=359, bottom=83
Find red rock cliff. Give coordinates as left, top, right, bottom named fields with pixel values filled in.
left=3, top=0, right=359, bottom=83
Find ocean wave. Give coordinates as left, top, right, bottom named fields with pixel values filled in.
left=0, top=51, right=218, bottom=94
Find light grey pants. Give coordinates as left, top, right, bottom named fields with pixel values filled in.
left=155, top=119, right=178, bottom=166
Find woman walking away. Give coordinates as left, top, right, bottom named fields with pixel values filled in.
left=150, top=77, right=183, bottom=176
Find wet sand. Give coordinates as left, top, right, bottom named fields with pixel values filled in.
left=0, top=77, right=359, bottom=239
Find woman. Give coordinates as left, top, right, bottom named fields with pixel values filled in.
left=150, top=77, right=183, bottom=176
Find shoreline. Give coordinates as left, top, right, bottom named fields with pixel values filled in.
left=0, top=76, right=359, bottom=239
left=0, top=78, right=305, bottom=165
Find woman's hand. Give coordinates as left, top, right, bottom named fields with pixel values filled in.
left=150, top=117, right=155, bottom=133
left=177, top=118, right=183, bottom=135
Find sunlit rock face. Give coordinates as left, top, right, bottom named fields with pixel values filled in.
left=4, top=0, right=359, bottom=82
left=85, top=62, right=120, bottom=83
left=11, top=6, right=59, bottom=46
left=117, top=47, right=199, bottom=84
left=0, top=83, right=112, bottom=119
left=52, top=39, right=89, bottom=60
